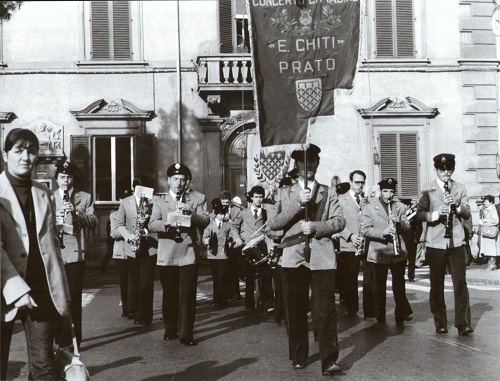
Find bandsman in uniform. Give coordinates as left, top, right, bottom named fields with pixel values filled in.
left=361, top=178, right=413, bottom=325
left=149, top=162, right=210, bottom=345
left=54, top=160, right=98, bottom=347
left=415, top=153, right=473, bottom=335
left=268, top=144, right=346, bottom=376
left=115, top=178, right=157, bottom=326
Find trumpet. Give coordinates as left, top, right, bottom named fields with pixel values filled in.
left=388, top=203, right=401, bottom=256
left=130, top=194, right=150, bottom=252
left=443, top=181, right=454, bottom=239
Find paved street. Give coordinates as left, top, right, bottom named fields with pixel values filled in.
left=7, top=260, right=499, bottom=381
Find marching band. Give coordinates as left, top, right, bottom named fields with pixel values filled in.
left=1, top=132, right=476, bottom=378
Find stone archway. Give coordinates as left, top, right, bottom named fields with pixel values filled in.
left=221, top=116, right=256, bottom=205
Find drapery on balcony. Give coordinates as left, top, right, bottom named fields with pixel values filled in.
left=196, top=54, right=253, bottom=92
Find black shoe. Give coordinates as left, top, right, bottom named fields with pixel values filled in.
left=163, top=333, right=179, bottom=341
left=457, top=325, right=474, bottom=336
left=292, top=361, right=307, bottom=369
left=180, top=338, right=198, bottom=346
left=322, top=362, right=342, bottom=375
left=408, top=278, right=415, bottom=282
left=403, top=314, right=413, bottom=322
left=436, top=326, right=448, bottom=334
left=127, top=313, right=134, bottom=319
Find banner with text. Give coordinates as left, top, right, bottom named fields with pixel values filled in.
left=249, top=0, right=360, bottom=149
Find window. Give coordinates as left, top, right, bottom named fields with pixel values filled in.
left=90, top=1, right=131, bottom=61
left=379, top=132, right=419, bottom=199
left=71, top=134, right=154, bottom=204
left=375, top=0, right=414, bottom=58
left=219, top=0, right=250, bottom=53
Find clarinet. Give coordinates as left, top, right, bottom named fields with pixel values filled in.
left=354, top=192, right=367, bottom=256
left=443, top=181, right=454, bottom=239
left=174, top=190, right=183, bottom=243
left=58, top=190, right=69, bottom=249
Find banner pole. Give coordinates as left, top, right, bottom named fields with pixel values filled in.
left=304, top=147, right=311, bottom=263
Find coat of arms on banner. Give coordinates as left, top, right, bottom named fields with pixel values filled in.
left=296, top=78, right=322, bottom=112
left=253, top=150, right=290, bottom=187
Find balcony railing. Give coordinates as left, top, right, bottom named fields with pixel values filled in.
left=196, top=54, right=253, bottom=92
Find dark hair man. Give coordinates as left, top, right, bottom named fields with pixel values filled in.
left=1, top=128, right=71, bottom=379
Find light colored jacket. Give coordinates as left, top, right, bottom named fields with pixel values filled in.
left=54, top=188, right=98, bottom=263
left=149, top=191, right=210, bottom=266
left=415, top=179, right=471, bottom=249
left=361, top=198, right=409, bottom=264
left=115, top=195, right=158, bottom=258
left=1, top=172, right=70, bottom=322
left=337, top=191, right=366, bottom=252
left=109, top=210, right=126, bottom=259
left=203, top=218, right=231, bottom=259
left=268, top=182, right=345, bottom=270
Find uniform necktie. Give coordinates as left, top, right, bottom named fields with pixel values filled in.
left=254, top=209, right=258, bottom=219
left=355, top=193, right=360, bottom=205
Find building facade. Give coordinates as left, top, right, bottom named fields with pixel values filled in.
left=1, top=0, right=499, bottom=253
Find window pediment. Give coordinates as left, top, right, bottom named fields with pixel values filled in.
left=70, top=99, right=154, bottom=121
left=357, top=97, right=438, bottom=118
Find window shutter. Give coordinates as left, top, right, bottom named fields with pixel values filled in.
left=380, top=133, right=399, bottom=181
left=375, top=0, right=394, bottom=58
left=91, top=1, right=111, bottom=60
left=399, top=133, right=419, bottom=198
left=71, top=135, right=91, bottom=194
left=380, top=132, right=419, bottom=198
left=219, top=0, right=233, bottom=53
left=134, top=134, right=155, bottom=188
left=112, top=1, right=132, bottom=60
left=395, top=0, right=414, bottom=58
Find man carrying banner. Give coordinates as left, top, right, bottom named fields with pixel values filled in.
left=268, top=144, right=345, bottom=375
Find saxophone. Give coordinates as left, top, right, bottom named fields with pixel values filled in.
left=130, top=194, right=149, bottom=252
left=388, top=202, right=401, bottom=256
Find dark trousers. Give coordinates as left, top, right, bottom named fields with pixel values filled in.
left=284, top=266, right=339, bottom=370
left=64, top=261, right=86, bottom=347
left=244, top=262, right=274, bottom=310
left=128, top=253, right=157, bottom=325
left=115, top=258, right=130, bottom=316
left=373, top=261, right=412, bottom=323
left=210, top=259, right=229, bottom=305
left=337, top=252, right=360, bottom=314
left=227, top=249, right=241, bottom=299
left=362, top=259, right=376, bottom=318
left=2, top=313, right=58, bottom=380
left=272, top=265, right=288, bottom=324
left=406, top=242, right=417, bottom=280
left=426, top=246, right=471, bottom=328
left=159, top=264, right=198, bottom=340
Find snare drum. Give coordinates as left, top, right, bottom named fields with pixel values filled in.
left=242, top=235, right=267, bottom=265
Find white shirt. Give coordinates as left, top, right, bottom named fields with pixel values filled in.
left=349, top=189, right=361, bottom=206
left=58, top=187, right=73, bottom=200
left=251, top=206, right=262, bottom=218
